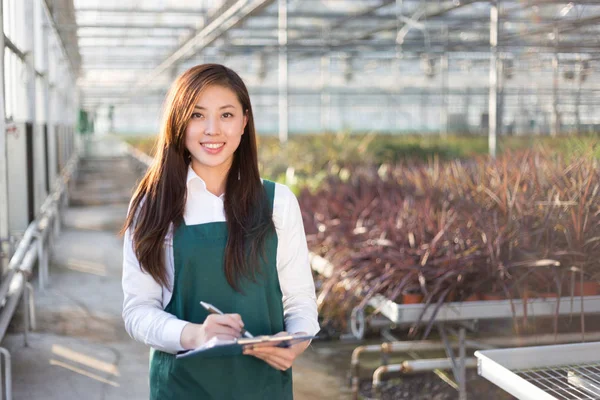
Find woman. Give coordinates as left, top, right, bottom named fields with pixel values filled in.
left=121, top=64, right=319, bottom=399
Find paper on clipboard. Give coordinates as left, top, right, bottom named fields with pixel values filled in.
left=175, top=334, right=317, bottom=359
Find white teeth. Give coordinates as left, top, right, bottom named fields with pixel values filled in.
left=203, top=143, right=224, bottom=149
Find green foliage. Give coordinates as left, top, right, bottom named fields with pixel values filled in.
left=123, top=132, right=600, bottom=193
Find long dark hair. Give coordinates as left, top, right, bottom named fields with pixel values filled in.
left=121, top=64, right=275, bottom=291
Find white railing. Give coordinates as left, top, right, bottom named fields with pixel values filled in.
left=0, top=149, right=79, bottom=400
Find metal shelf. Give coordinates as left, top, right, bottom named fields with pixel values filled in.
left=310, top=253, right=600, bottom=328
left=368, top=295, right=600, bottom=325
left=476, top=342, right=600, bottom=400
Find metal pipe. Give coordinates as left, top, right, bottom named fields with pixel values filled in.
left=356, top=331, right=600, bottom=365
left=402, top=357, right=477, bottom=373
left=351, top=340, right=459, bottom=397
left=352, top=341, right=453, bottom=369
left=351, top=344, right=382, bottom=399
left=6, top=222, right=38, bottom=271
left=19, top=243, right=38, bottom=275
left=372, top=358, right=477, bottom=398
left=1, top=150, right=76, bottom=288
left=0, top=274, right=25, bottom=341
left=372, top=364, right=402, bottom=399
left=351, top=330, right=600, bottom=398
left=0, top=270, right=16, bottom=307
left=0, top=347, right=12, bottom=400
left=474, top=331, right=600, bottom=348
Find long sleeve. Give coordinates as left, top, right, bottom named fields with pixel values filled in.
left=121, top=225, right=188, bottom=354
left=275, top=184, right=320, bottom=336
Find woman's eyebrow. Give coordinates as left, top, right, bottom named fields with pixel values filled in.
left=194, top=105, right=236, bottom=110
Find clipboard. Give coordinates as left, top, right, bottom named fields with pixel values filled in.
left=175, top=334, right=317, bottom=359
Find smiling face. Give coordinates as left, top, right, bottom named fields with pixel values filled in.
left=185, top=84, right=248, bottom=180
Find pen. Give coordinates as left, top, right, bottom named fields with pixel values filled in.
left=200, top=301, right=254, bottom=338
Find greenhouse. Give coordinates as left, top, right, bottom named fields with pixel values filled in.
left=1, top=0, right=600, bottom=399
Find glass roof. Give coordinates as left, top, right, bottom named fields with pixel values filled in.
left=67, top=0, right=600, bottom=111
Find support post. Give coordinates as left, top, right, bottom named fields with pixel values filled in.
left=440, top=28, right=449, bottom=137
left=320, top=52, right=331, bottom=133
left=42, top=9, right=51, bottom=198
left=576, top=59, right=582, bottom=134
left=23, top=282, right=29, bottom=347
left=551, top=26, right=560, bottom=137
left=34, top=232, right=47, bottom=290
left=440, top=54, right=449, bottom=137
left=54, top=202, right=61, bottom=237
left=0, top=0, right=9, bottom=276
left=278, top=0, right=288, bottom=144
left=488, top=0, right=500, bottom=157
left=438, top=324, right=460, bottom=380
left=458, top=327, right=467, bottom=400
left=25, top=0, right=36, bottom=152
left=0, top=347, right=12, bottom=400
left=25, top=282, right=36, bottom=331
left=421, top=90, right=428, bottom=132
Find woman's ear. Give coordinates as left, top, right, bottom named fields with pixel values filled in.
left=242, top=110, right=249, bottom=133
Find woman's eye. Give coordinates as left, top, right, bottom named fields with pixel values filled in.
left=192, top=113, right=203, bottom=119
left=223, top=112, right=233, bottom=118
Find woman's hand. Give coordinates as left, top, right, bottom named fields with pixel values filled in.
left=243, top=331, right=310, bottom=371
left=180, top=314, right=245, bottom=349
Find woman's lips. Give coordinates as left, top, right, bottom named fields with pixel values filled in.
left=201, top=142, right=225, bottom=154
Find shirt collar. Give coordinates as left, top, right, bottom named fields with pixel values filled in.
left=186, top=164, right=203, bottom=187
left=186, top=165, right=225, bottom=199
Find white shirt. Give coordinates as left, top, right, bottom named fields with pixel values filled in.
left=122, top=166, right=320, bottom=354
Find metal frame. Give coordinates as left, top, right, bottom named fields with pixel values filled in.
left=310, top=252, right=600, bottom=400
left=0, top=150, right=79, bottom=400
left=369, top=294, right=600, bottom=325
left=476, top=342, right=600, bottom=399
left=63, top=0, right=600, bottom=146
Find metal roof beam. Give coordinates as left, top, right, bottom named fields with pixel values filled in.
left=77, top=32, right=183, bottom=38
left=507, top=0, right=600, bottom=5
left=74, top=7, right=206, bottom=14
left=81, top=65, right=157, bottom=69
left=58, top=24, right=196, bottom=30
left=259, top=11, right=396, bottom=20
left=216, top=41, right=600, bottom=54
left=332, top=0, right=482, bottom=47
left=130, top=0, right=276, bottom=93
left=503, top=14, right=600, bottom=41
left=78, top=44, right=176, bottom=49
left=326, top=0, right=395, bottom=31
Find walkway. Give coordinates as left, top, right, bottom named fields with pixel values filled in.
left=1, top=136, right=349, bottom=399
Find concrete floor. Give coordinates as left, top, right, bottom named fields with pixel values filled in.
left=1, top=136, right=351, bottom=400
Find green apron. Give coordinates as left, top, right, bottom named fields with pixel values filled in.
left=149, top=180, right=293, bottom=400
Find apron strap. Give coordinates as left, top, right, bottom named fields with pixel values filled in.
left=262, top=179, right=276, bottom=212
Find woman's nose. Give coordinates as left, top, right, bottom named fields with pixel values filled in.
left=205, top=118, right=220, bottom=135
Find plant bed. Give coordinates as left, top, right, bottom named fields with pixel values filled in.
left=301, top=150, right=600, bottom=338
